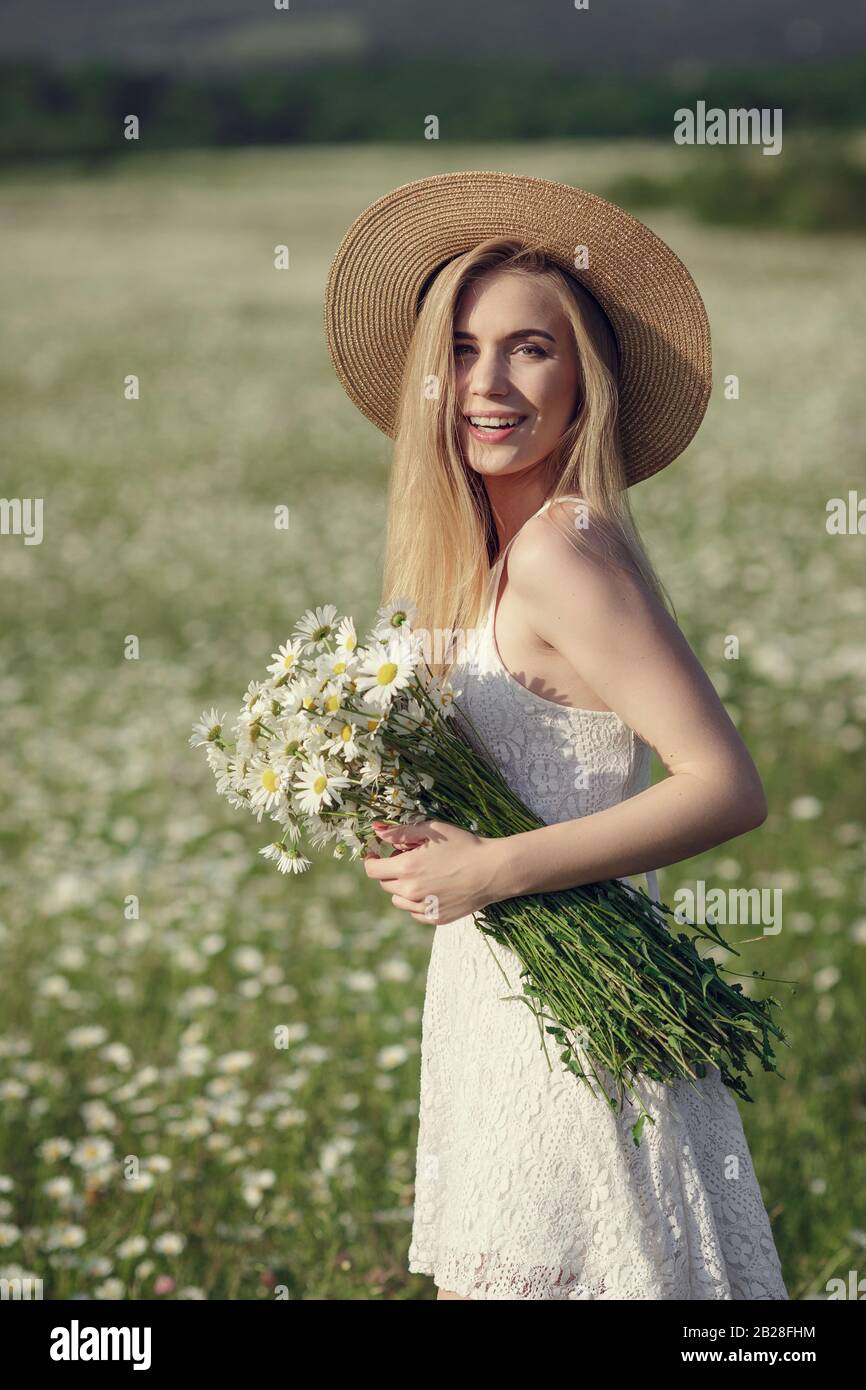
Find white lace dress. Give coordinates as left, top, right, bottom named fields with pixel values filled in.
left=407, top=520, right=789, bottom=1301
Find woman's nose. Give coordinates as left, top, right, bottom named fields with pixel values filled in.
left=466, top=349, right=510, bottom=396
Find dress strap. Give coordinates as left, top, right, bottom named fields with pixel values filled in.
left=489, top=496, right=556, bottom=578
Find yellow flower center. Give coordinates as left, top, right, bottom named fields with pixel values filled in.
left=312, top=774, right=328, bottom=795
left=282, top=653, right=294, bottom=669
left=333, top=660, right=346, bottom=674
left=346, top=634, right=357, bottom=651
left=341, top=725, right=352, bottom=742
left=326, top=694, right=340, bottom=712
left=377, top=662, right=398, bottom=686
left=261, top=768, right=279, bottom=793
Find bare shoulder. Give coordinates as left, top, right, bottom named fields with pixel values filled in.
left=507, top=500, right=664, bottom=634
left=506, top=499, right=766, bottom=814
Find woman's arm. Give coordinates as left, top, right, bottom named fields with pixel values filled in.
left=488, top=510, right=768, bottom=901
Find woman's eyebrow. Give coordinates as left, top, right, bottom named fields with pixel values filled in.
left=453, top=328, right=556, bottom=342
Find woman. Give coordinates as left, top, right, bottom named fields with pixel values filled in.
left=324, top=172, right=788, bottom=1301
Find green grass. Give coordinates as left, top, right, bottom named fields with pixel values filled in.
left=1, top=142, right=865, bottom=1300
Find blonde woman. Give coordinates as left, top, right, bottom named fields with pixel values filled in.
left=324, top=173, right=788, bottom=1301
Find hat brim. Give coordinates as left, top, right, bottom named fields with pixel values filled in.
left=324, top=170, right=712, bottom=487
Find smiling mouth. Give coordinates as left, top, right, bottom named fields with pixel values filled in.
left=463, top=414, right=527, bottom=436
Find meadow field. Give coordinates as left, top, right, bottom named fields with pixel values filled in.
left=1, top=141, right=864, bottom=1300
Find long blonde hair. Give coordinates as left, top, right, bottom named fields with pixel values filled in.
left=381, top=236, right=677, bottom=679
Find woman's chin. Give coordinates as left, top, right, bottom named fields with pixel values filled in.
left=462, top=448, right=538, bottom=476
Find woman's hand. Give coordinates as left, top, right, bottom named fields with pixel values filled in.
left=363, top=819, right=503, bottom=925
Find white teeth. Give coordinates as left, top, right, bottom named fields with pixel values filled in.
left=468, top=416, right=522, bottom=429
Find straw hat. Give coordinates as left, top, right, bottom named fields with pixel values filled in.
left=323, top=170, right=712, bottom=487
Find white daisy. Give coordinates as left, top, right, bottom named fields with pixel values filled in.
left=381, top=784, right=414, bottom=814
left=391, top=696, right=430, bottom=732
left=293, top=754, right=351, bottom=816
left=189, top=707, right=227, bottom=749
left=304, top=813, right=341, bottom=851
left=123, top=1173, right=155, bottom=1193
left=266, top=638, right=305, bottom=680
left=65, top=1026, right=109, bottom=1050
left=212, top=752, right=240, bottom=795
left=39, top=1137, right=73, bottom=1162
left=43, top=1176, right=74, bottom=1199
left=242, top=1168, right=276, bottom=1189
left=242, top=759, right=286, bottom=815
left=224, top=786, right=253, bottom=814
left=94, top=1278, right=125, bottom=1299
left=354, top=639, right=417, bottom=711
left=48, top=1224, right=86, bottom=1250
left=358, top=750, right=383, bottom=786
left=238, top=679, right=270, bottom=717
left=294, top=604, right=340, bottom=650
left=71, top=1136, right=114, bottom=1169
left=143, top=1154, right=172, bottom=1173
left=334, top=615, right=360, bottom=658
left=377, top=1044, right=409, bottom=1069
left=371, top=596, right=418, bottom=641
left=268, top=739, right=308, bottom=780
left=335, top=824, right=364, bottom=858
left=268, top=679, right=302, bottom=717
left=296, top=720, right=335, bottom=762
left=316, top=680, right=348, bottom=719
left=259, top=841, right=312, bottom=875
left=116, top=1235, right=148, bottom=1259
left=153, top=1232, right=185, bottom=1255
left=324, top=720, right=361, bottom=762
left=291, top=670, right=330, bottom=714
left=216, top=1050, right=255, bottom=1074
left=268, top=804, right=303, bottom=839
left=202, top=745, right=230, bottom=789
left=426, top=676, right=458, bottom=716
left=233, top=721, right=269, bottom=764
left=315, top=644, right=358, bottom=684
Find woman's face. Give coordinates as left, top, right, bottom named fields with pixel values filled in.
left=453, top=269, right=581, bottom=481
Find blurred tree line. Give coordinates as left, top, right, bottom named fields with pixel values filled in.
left=2, top=55, right=864, bottom=230
left=1, top=55, right=864, bottom=160
left=606, top=134, right=866, bottom=233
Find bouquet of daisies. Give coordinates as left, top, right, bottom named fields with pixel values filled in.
left=191, top=598, right=788, bottom=1145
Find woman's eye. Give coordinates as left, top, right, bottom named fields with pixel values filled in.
left=453, top=343, right=546, bottom=358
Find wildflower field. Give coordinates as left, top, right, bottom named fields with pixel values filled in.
left=1, top=141, right=865, bottom=1300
